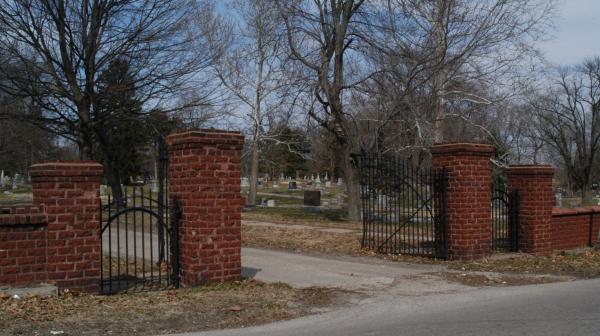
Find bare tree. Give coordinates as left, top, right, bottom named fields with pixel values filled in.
left=208, top=0, right=290, bottom=206
left=533, top=57, right=600, bottom=196
left=0, top=0, right=223, bottom=203
left=365, top=0, right=555, bottom=146
left=276, top=0, right=370, bottom=221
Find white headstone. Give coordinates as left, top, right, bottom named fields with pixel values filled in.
left=311, top=174, right=314, bottom=181
left=12, top=174, right=19, bottom=190
left=267, top=199, right=276, bottom=207
left=325, top=181, right=331, bottom=188
left=316, top=174, right=321, bottom=183
left=241, top=177, right=250, bottom=188
left=273, top=183, right=279, bottom=189
left=0, top=170, right=4, bottom=188
left=280, top=173, right=285, bottom=181
left=378, top=194, right=387, bottom=207
left=337, top=178, right=343, bottom=186
left=324, top=172, right=329, bottom=181
left=100, top=185, right=108, bottom=196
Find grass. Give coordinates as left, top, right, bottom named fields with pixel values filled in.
left=242, top=212, right=600, bottom=279
left=0, top=280, right=337, bottom=336
left=449, top=249, right=600, bottom=278
left=248, top=206, right=349, bottom=222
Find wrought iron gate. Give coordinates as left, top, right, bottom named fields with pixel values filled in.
left=491, top=182, right=520, bottom=252
left=355, top=154, right=449, bottom=259
left=100, top=136, right=181, bottom=294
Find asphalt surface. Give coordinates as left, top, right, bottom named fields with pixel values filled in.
left=240, top=247, right=450, bottom=292
left=162, top=248, right=600, bottom=336
left=175, top=278, right=600, bottom=336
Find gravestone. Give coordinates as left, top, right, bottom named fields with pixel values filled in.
left=337, top=178, right=343, bottom=186
left=288, top=181, right=297, bottom=190
left=378, top=194, right=388, bottom=208
left=554, top=192, right=562, bottom=207
left=325, top=181, right=331, bottom=188
left=12, top=174, right=19, bottom=190
left=241, top=177, right=250, bottom=188
left=304, top=190, right=321, bottom=206
left=324, top=172, right=329, bottom=181
left=267, top=199, right=276, bottom=207
left=100, top=185, right=108, bottom=196
left=0, top=170, right=4, bottom=188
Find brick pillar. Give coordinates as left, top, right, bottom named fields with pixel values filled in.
left=506, top=165, right=554, bottom=255
left=431, top=143, right=494, bottom=260
left=167, top=129, right=244, bottom=286
left=30, top=161, right=103, bottom=292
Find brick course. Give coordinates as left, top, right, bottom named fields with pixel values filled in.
left=30, top=161, right=103, bottom=291
left=0, top=204, right=48, bottom=286
left=167, top=129, right=244, bottom=286
left=506, top=165, right=554, bottom=255
left=551, top=207, right=600, bottom=251
left=431, top=143, right=495, bottom=260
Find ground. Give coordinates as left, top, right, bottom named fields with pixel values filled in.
left=0, top=280, right=338, bottom=336
left=5, top=189, right=600, bottom=335
left=241, top=210, right=600, bottom=282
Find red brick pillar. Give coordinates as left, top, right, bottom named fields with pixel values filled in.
left=431, top=143, right=494, bottom=260
left=506, top=165, right=554, bottom=255
left=167, top=130, right=244, bottom=286
left=30, top=161, right=103, bottom=291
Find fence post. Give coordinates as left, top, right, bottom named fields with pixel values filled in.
left=30, top=161, right=103, bottom=292
left=506, top=165, right=554, bottom=255
left=431, top=143, right=494, bottom=260
left=167, top=129, right=245, bottom=286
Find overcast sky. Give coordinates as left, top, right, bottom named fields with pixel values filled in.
left=541, top=0, right=600, bottom=65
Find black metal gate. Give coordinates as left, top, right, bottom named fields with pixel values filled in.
left=491, top=182, right=520, bottom=252
left=100, top=137, right=181, bottom=294
left=355, top=154, right=449, bottom=259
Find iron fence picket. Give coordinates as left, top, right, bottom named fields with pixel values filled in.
left=355, top=153, right=449, bottom=259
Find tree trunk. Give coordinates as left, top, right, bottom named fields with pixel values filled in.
left=339, top=142, right=361, bottom=222
left=433, top=95, right=445, bottom=143
left=106, top=166, right=125, bottom=207
left=433, top=0, right=448, bottom=144
left=247, top=139, right=259, bottom=206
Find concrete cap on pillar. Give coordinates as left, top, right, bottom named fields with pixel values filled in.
left=431, top=143, right=495, bottom=157
left=30, top=161, right=103, bottom=181
left=167, top=129, right=245, bottom=150
left=506, top=165, right=554, bottom=176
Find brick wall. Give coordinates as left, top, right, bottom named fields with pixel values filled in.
left=551, top=207, right=600, bottom=251
left=30, top=161, right=103, bottom=292
left=431, top=143, right=495, bottom=260
left=506, top=165, right=554, bottom=255
left=167, top=129, right=244, bottom=286
left=0, top=205, right=48, bottom=286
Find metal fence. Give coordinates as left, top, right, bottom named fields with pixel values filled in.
left=355, top=153, right=449, bottom=259
left=491, top=181, right=520, bottom=252
left=99, top=135, right=181, bottom=294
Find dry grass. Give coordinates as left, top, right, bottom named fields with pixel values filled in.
left=0, top=280, right=337, bottom=336
left=243, top=217, right=600, bottom=277
left=242, top=224, right=441, bottom=265
left=449, top=250, right=600, bottom=278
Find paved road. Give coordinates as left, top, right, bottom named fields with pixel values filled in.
left=176, top=278, right=600, bottom=336
left=241, top=247, right=456, bottom=293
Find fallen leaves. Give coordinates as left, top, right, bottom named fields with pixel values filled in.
left=0, top=280, right=336, bottom=336
left=449, top=250, right=600, bottom=278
